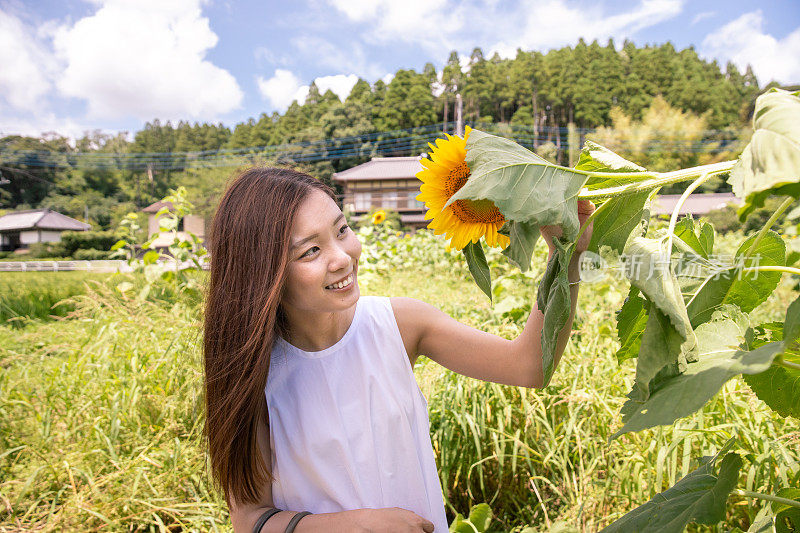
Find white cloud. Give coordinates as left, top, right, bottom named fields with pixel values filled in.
left=490, top=0, right=684, bottom=58
left=314, top=74, right=359, bottom=100
left=327, top=0, right=684, bottom=57
left=0, top=112, right=93, bottom=141
left=52, top=0, right=243, bottom=121
left=289, top=36, right=386, bottom=81
left=702, top=11, right=800, bottom=85
left=691, top=11, right=715, bottom=25
left=0, top=9, right=56, bottom=111
left=257, top=69, right=310, bottom=111
left=327, top=0, right=461, bottom=51
left=258, top=71, right=366, bottom=110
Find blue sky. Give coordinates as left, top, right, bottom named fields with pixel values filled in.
left=1, top=0, right=799, bottom=141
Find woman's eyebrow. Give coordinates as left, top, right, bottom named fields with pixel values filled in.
left=291, top=213, right=345, bottom=251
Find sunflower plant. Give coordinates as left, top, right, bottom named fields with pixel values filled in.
left=417, top=89, right=800, bottom=532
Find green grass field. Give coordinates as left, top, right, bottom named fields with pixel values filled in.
left=1, top=231, right=798, bottom=532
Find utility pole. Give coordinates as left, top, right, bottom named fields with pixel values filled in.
left=455, top=93, right=463, bottom=137
left=443, top=95, right=449, bottom=133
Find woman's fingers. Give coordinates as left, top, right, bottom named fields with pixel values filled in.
left=577, top=199, right=596, bottom=214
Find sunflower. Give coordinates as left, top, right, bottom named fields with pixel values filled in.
left=415, top=126, right=510, bottom=250
left=371, top=210, right=386, bottom=224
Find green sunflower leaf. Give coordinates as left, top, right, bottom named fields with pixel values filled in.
left=446, top=128, right=589, bottom=242
left=536, top=237, right=576, bottom=386
left=728, top=88, right=800, bottom=221
left=623, top=236, right=699, bottom=401
left=467, top=503, right=492, bottom=532
left=576, top=141, right=652, bottom=255
left=686, top=231, right=785, bottom=328
left=746, top=505, right=776, bottom=533
left=577, top=140, right=648, bottom=190
left=673, top=217, right=715, bottom=259
left=613, top=307, right=785, bottom=438
left=744, top=294, right=800, bottom=420
left=463, top=240, right=492, bottom=302
left=773, top=488, right=800, bottom=533
left=599, top=442, right=742, bottom=533
left=587, top=190, right=651, bottom=255
left=500, top=219, right=541, bottom=272
left=615, top=286, right=648, bottom=363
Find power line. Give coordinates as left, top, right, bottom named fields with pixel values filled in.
left=0, top=121, right=745, bottom=172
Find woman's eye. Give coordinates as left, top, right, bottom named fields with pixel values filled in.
left=301, top=246, right=319, bottom=258
left=339, top=224, right=349, bottom=235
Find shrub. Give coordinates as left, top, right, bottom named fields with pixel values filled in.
left=26, top=241, right=69, bottom=259
left=74, top=248, right=111, bottom=260
left=742, top=196, right=793, bottom=234
left=60, top=230, right=121, bottom=256
left=703, top=204, right=741, bottom=234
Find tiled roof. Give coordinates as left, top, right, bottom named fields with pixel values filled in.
left=650, top=192, right=741, bottom=215
left=0, top=208, right=91, bottom=231
left=333, top=156, right=425, bottom=181
left=142, top=200, right=175, bottom=213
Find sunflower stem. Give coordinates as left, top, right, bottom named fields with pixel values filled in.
left=743, top=196, right=795, bottom=257
left=578, top=161, right=737, bottom=200
left=776, top=358, right=800, bottom=371
left=742, top=265, right=800, bottom=276
left=664, top=170, right=716, bottom=265
left=732, top=489, right=800, bottom=509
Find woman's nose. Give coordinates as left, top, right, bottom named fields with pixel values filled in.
left=329, top=244, right=351, bottom=271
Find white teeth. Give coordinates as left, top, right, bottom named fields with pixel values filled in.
left=326, top=274, right=353, bottom=290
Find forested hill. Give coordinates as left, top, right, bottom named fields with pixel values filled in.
left=145, top=39, right=761, bottom=153
left=0, top=39, right=770, bottom=223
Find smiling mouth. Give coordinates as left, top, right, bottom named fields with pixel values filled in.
left=325, top=273, right=354, bottom=290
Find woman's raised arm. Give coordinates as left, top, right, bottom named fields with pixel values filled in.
left=390, top=201, right=593, bottom=389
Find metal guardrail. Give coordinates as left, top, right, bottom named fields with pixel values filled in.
left=0, top=259, right=210, bottom=272
left=0, top=260, right=130, bottom=272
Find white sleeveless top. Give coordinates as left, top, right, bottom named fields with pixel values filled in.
left=265, top=295, right=449, bottom=531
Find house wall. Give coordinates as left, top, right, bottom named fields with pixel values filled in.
left=20, top=230, right=40, bottom=244
left=343, top=179, right=425, bottom=212
left=2, top=230, right=63, bottom=250
left=184, top=215, right=205, bottom=236
left=148, top=214, right=205, bottom=239
left=40, top=230, right=63, bottom=242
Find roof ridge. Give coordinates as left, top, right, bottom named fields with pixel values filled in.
left=1, top=208, right=51, bottom=215
left=33, top=210, right=48, bottom=227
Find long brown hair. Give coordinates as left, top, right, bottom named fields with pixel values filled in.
left=203, top=167, right=336, bottom=507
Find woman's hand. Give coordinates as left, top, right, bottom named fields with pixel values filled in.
left=539, top=200, right=596, bottom=254
left=347, top=507, right=435, bottom=533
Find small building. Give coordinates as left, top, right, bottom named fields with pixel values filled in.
left=332, top=156, right=429, bottom=229
left=651, top=192, right=741, bottom=216
left=0, top=208, right=91, bottom=252
left=142, top=200, right=206, bottom=250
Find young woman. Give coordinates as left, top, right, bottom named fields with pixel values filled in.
left=203, top=167, right=595, bottom=533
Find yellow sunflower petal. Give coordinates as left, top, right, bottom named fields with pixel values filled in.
left=498, top=233, right=510, bottom=249
left=414, top=127, right=507, bottom=251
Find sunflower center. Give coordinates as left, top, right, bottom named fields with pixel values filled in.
left=444, top=161, right=505, bottom=224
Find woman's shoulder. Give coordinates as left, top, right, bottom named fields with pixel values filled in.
left=386, top=296, right=432, bottom=366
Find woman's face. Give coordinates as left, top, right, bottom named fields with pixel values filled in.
left=281, top=189, right=362, bottom=317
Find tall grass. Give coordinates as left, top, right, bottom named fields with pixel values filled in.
left=1, top=235, right=798, bottom=531
left=0, top=272, right=110, bottom=326
left=0, top=280, right=220, bottom=531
